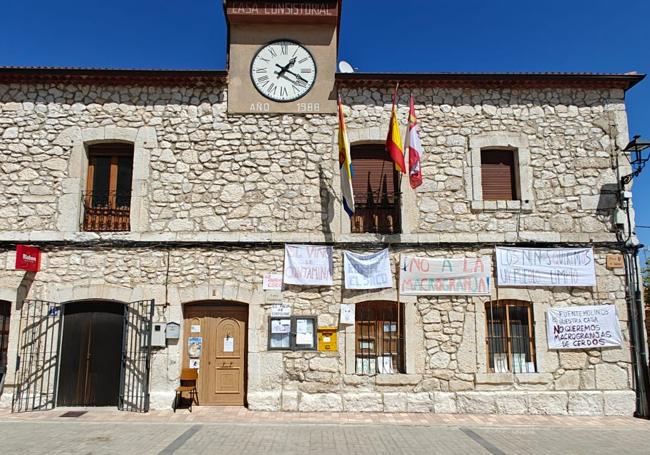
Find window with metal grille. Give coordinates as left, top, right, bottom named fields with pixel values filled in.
left=0, top=301, right=9, bottom=381
left=481, top=149, right=518, bottom=200
left=83, top=143, right=134, bottom=232
left=355, top=301, right=404, bottom=374
left=485, top=300, right=536, bottom=373
left=350, top=144, right=401, bottom=234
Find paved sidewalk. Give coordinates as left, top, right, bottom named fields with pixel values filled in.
left=1, top=408, right=649, bottom=454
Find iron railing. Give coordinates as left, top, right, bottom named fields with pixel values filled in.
left=82, top=191, right=131, bottom=232
left=351, top=203, right=401, bottom=234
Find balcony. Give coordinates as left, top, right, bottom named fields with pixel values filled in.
left=351, top=202, right=401, bottom=234
left=82, top=191, right=131, bottom=232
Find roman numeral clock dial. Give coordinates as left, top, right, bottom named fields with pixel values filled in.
left=250, top=40, right=317, bottom=102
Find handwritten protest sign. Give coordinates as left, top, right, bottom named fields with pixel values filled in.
left=399, top=256, right=491, bottom=295
left=283, top=245, right=333, bottom=286
left=343, top=249, right=392, bottom=289
left=263, top=273, right=283, bottom=290
left=546, top=305, right=622, bottom=349
left=496, top=247, right=595, bottom=287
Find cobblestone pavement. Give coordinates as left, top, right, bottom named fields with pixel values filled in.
left=1, top=409, right=650, bottom=454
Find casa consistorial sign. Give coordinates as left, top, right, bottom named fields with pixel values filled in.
left=227, top=1, right=339, bottom=22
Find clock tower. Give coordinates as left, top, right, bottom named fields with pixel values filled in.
left=224, top=0, right=340, bottom=114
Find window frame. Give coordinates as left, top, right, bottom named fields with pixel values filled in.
left=267, top=316, right=317, bottom=351
left=83, top=143, right=134, bottom=232
left=354, top=301, right=405, bottom=375
left=349, top=144, right=402, bottom=235
left=467, top=132, right=533, bottom=212
left=484, top=300, right=537, bottom=374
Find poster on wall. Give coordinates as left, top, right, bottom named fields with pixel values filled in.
left=283, top=245, right=334, bottom=286
left=340, top=303, right=355, bottom=325
left=399, top=256, right=491, bottom=295
left=546, top=305, right=622, bottom=349
left=188, top=337, right=202, bottom=358
left=263, top=273, right=283, bottom=291
left=271, top=303, right=292, bottom=317
left=343, top=249, right=392, bottom=289
left=496, top=247, right=596, bottom=287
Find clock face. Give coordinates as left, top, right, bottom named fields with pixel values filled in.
left=250, top=40, right=317, bottom=102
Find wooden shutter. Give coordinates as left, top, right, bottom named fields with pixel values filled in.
left=349, top=144, right=401, bottom=234
left=481, top=150, right=517, bottom=200
left=350, top=144, right=396, bottom=205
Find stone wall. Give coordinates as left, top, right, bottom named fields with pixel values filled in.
left=0, top=84, right=629, bottom=239
left=0, top=81, right=637, bottom=415
left=0, top=245, right=635, bottom=415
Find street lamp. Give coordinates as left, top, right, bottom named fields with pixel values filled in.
left=621, top=135, right=650, bottom=185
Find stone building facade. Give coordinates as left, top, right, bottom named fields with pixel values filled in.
left=0, top=2, right=646, bottom=416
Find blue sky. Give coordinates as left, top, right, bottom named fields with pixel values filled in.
left=2, top=0, right=649, bottom=243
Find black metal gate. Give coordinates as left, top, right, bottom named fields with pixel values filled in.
left=118, top=299, right=155, bottom=413
left=12, top=300, right=63, bottom=412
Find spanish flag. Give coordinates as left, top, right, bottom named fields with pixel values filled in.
left=386, top=86, right=407, bottom=174
left=338, top=96, right=355, bottom=217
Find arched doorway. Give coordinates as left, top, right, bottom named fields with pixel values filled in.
left=57, top=301, right=124, bottom=406
left=183, top=302, right=248, bottom=406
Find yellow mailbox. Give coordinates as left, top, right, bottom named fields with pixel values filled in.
left=317, top=326, right=338, bottom=352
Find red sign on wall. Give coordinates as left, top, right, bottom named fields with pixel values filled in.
left=15, top=245, right=41, bottom=272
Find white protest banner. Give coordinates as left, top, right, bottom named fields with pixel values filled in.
left=496, top=247, right=596, bottom=287
left=343, top=249, right=392, bottom=289
left=399, top=256, right=491, bottom=295
left=340, top=303, right=355, bottom=325
left=263, top=273, right=283, bottom=290
left=546, top=305, right=622, bottom=349
left=283, top=244, right=334, bottom=286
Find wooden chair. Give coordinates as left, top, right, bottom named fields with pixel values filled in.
left=173, top=368, right=199, bottom=412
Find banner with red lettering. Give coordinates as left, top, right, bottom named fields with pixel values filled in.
left=399, top=255, right=491, bottom=295
left=284, top=245, right=334, bottom=286
left=547, top=305, right=622, bottom=349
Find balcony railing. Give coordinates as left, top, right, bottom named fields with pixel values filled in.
left=82, top=191, right=131, bottom=232
left=351, top=203, right=401, bottom=234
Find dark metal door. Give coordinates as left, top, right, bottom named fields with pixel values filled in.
left=57, top=302, right=124, bottom=407
left=119, top=299, right=155, bottom=412
left=12, top=300, right=63, bottom=413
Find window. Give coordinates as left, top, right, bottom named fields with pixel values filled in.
left=0, top=301, right=9, bottom=382
left=350, top=144, right=401, bottom=234
left=83, top=143, right=134, bottom=231
left=485, top=300, right=536, bottom=373
left=268, top=316, right=317, bottom=351
left=355, top=301, right=404, bottom=374
left=481, top=149, right=517, bottom=201
left=467, top=132, right=533, bottom=212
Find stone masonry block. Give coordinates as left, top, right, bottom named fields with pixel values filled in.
left=342, top=393, right=383, bottom=412
left=248, top=391, right=281, bottom=411
left=456, top=392, right=497, bottom=414
left=568, top=392, right=604, bottom=416
left=527, top=392, right=568, bottom=415
left=299, top=393, right=342, bottom=412
left=603, top=391, right=636, bottom=416
left=382, top=393, right=408, bottom=412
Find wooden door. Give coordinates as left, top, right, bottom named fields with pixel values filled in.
left=184, top=305, right=247, bottom=406
left=57, top=302, right=124, bottom=407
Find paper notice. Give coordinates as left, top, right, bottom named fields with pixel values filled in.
left=224, top=336, right=234, bottom=353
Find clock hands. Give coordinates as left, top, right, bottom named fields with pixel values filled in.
left=275, top=65, right=309, bottom=86
left=275, top=57, right=296, bottom=79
